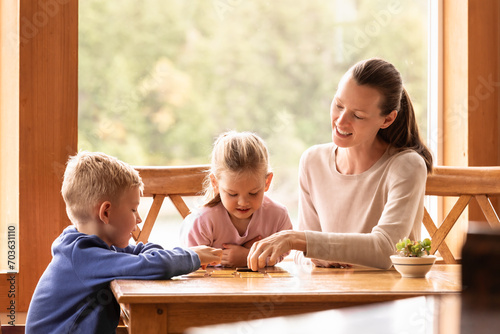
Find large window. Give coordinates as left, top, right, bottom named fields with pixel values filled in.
left=79, top=0, right=429, bottom=247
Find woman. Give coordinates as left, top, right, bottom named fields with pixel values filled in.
left=247, top=58, right=433, bottom=270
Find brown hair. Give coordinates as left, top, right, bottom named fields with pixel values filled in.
left=350, top=58, right=433, bottom=173
left=203, top=131, right=271, bottom=207
left=61, top=151, right=144, bottom=222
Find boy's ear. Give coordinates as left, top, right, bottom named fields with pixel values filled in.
left=264, top=172, right=273, bottom=192
left=98, top=201, right=112, bottom=224
left=209, top=174, right=219, bottom=192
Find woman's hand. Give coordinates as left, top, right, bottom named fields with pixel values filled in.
left=247, top=230, right=306, bottom=271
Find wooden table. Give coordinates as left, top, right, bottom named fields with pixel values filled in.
left=111, top=261, right=461, bottom=334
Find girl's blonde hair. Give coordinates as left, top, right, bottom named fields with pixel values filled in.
left=203, top=131, right=271, bottom=207
left=61, top=151, right=144, bottom=222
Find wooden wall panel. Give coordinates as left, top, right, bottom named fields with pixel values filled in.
left=0, top=0, right=20, bottom=318
left=442, top=0, right=500, bottom=257
left=443, top=0, right=468, bottom=166
left=467, top=0, right=500, bottom=221
left=442, top=0, right=469, bottom=260
left=17, top=0, right=77, bottom=311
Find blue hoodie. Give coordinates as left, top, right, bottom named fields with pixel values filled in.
left=26, top=226, right=200, bottom=333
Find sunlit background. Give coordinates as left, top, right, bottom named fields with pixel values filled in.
left=78, top=0, right=429, bottom=248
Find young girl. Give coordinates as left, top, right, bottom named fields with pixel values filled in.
left=181, top=131, right=293, bottom=267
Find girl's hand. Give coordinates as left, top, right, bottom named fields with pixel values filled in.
left=242, top=235, right=262, bottom=249
left=219, top=236, right=263, bottom=267
left=190, top=245, right=223, bottom=269
left=221, top=244, right=249, bottom=267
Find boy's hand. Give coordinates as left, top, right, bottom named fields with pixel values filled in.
left=190, top=245, right=222, bottom=269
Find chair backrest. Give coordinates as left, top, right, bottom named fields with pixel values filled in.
left=132, top=165, right=210, bottom=244
left=132, top=164, right=500, bottom=264
left=423, top=166, right=500, bottom=263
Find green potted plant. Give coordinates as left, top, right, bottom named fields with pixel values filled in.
left=390, top=237, right=437, bottom=278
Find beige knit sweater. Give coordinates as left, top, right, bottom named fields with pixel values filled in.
left=297, top=143, right=427, bottom=269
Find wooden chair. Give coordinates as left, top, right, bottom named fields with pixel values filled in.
left=131, top=164, right=500, bottom=264
left=423, top=166, right=500, bottom=263
left=131, top=165, right=210, bottom=244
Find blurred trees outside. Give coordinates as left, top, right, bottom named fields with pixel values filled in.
left=79, top=0, right=428, bottom=244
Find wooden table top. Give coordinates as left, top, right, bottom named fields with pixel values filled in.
left=111, top=261, right=461, bottom=304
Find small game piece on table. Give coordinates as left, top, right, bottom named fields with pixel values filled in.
left=210, top=269, right=236, bottom=275
left=238, top=272, right=266, bottom=278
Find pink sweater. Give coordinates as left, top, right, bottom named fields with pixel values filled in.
left=181, top=196, right=293, bottom=249
left=297, top=143, right=427, bottom=269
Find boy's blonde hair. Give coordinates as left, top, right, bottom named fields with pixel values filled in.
left=61, top=151, right=144, bottom=222
left=204, top=131, right=271, bottom=207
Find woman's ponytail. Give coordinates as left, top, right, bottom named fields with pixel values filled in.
left=351, top=59, right=433, bottom=173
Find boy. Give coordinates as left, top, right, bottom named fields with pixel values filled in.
left=26, top=151, right=221, bottom=333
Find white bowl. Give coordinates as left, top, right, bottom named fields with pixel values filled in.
left=390, top=255, right=437, bottom=278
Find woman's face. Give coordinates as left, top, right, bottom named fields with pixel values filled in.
left=330, top=74, right=395, bottom=149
